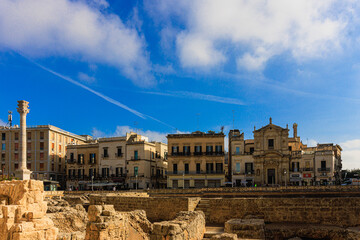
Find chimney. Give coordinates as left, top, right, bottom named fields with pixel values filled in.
left=293, top=123, right=298, bottom=138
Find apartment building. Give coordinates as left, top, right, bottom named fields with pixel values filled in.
left=228, top=119, right=342, bottom=186
left=0, top=125, right=89, bottom=186
left=65, top=132, right=168, bottom=189
left=167, top=131, right=226, bottom=188
left=66, top=142, right=99, bottom=190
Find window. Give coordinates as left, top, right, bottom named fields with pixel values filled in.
left=59, top=157, right=61, bottom=163
left=70, top=153, right=74, bottom=161
left=151, top=151, right=154, bottom=159
left=27, top=132, right=31, bottom=140
left=103, top=148, right=108, bottom=158
left=120, top=167, right=123, bottom=176
left=289, top=146, right=292, bottom=151
left=245, top=163, right=253, bottom=174
left=134, top=166, right=138, bottom=176
left=27, top=163, right=31, bottom=170
left=116, top=167, right=119, bottom=177
left=1, top=143, right=5, bottom=151
left=321, top=161, right=326, bottom=169
left=172, top=146, right=179, bottom=155
left=89, top=153, right=96, bottom=164
left=14, top=153, right=18, bottom=160
left=134, top=150, right=138, bottom=160
left=1, top=153, right=5, bottom=161
left=292, top=162, right=299, bottom=172
left=40, top=142, right=44, bottom=150
left=27, top=142, right=31, bottom=150
left=51, top=143, right=55, bottom=151
left=40, top=163, right=44, bottom=171
left=250, top=147, right=254, bottom=154
left=59, top=145, right=61, bottom=152
left=117, top=147, right=122, bottom=157
left=183, top=146, right=190, bottom=155
left=173, top=164, right=178, bottom=174
left=184, top=163, right=189, bottom=174
left=40, top=132, right=44, bottom=140
left=215, top=145, right=222, bottom=153
left=89, top=168, right=93, bottom=177
left=102, top=168, right=109, bottom=177
left=40, top=153, right=44, bottom=160
left=27, top=153, right=31, bottom=161
left=51, top=164, right=55, bottom=172
left=51, top=133, right=55, bottom=141
left=206, top=163, right=213, bottom=174
left=78, top=169, right=82, bottom=177
left=196, top=163, right=201, bottom=174
left=235, top=147, right=240, bottom=154
left=14, top=143, right=19, bottom=151
left=78, top=154, right=84, bottom=164
left=2, top=133, right=5, bottom=141
left=58, top=165, right=61, bottom=172
left=14, top=163, right=18, bottom=170
left=195, top=145, right=202, bottom=155
left=68, top=169, right=71, bottom=177
left=268, top=139, right=274, bottom=149
left=206, top=145, right=213, bottom=153
left=58, top=135, right=61, bottom=142
left=216, top=163, right=223, bottom=173
left=15, top=132, right=19, bottom=140
left=235, top=163, right=240, bottom=173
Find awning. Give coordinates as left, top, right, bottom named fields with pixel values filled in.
left=88, top=182, right=123, bottom=187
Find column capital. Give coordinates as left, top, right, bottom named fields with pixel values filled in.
left=17, top=100, right=30, bottom=115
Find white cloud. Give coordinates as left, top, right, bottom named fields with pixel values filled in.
left=0, top=0, right=154, bottom=86
left=148, top=0, right=352, bottom=71
left=0, top=119, right=6, bottom=126
left=92, top=126, right=168, bottom=143
left=78, top=72, right=95, bottom=83
left=307, top=139, right=318, bottom=147
left=340, top=139, right=360, bottom=170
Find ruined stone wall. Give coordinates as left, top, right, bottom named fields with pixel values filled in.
left=151, top=211, right=205, bottom=240
left=0, top=180, right=58, bottom=239
left=206, top=197, right=360, bottom=227
left=89, top=195, right=200, bottom=222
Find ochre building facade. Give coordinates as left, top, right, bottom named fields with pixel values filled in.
left=167, top=131, right=225, bottom=188
left=229, top=118, right=342, bottom=186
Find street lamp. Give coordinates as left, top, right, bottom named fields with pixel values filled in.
left=91, top=175, right=94, bottom=191
left=136, top=175, right=138, bottom=190
left=183, top=172, right=185, bottom=189
left=283, top=169, right=287, bottom=188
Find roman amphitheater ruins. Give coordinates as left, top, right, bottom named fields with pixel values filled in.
left=1, top=100, right=360, bottom=240
left=1, top=180, right=360, bottom=240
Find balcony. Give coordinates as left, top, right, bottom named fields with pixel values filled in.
left=67, top=159, right=76, bottom=164
left=89, top=159, right=96, bottom=164
left=101, top=154, right=109, bottom=158
left=206, top=151, right=225, bottom=156
left=302, top=168, right=314, bottom=172
left=193, top=152, right=203, bottom=156
left=291, top=151, right=302, bottom=158
left=115, top=153, right=124, bottom=158
left=129, top=174, right=145, bottom=180
left=245, top=170, right=255, bottom=175
left=167, top=170, right=224, bottom=175
left=318, top=168, right=331, bottom=172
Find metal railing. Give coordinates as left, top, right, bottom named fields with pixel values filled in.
left=318, top=168, right=331, bottom=172
left=115, top=153, right=124, bottom=157
left=167, top=170, right=224, bottom=175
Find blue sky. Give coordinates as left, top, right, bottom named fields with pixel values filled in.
left=0, top=0, right=360, bottom=169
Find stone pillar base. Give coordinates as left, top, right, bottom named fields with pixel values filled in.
left=15, top=169, right=32, bottom=180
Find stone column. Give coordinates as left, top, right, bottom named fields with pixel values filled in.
left=15, top=100, right=32, bottom=180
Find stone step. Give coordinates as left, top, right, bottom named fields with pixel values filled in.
left=203, top=226, right=224, bottom=239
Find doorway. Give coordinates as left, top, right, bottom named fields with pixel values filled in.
left=268, top=169, right=275, bottom=184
